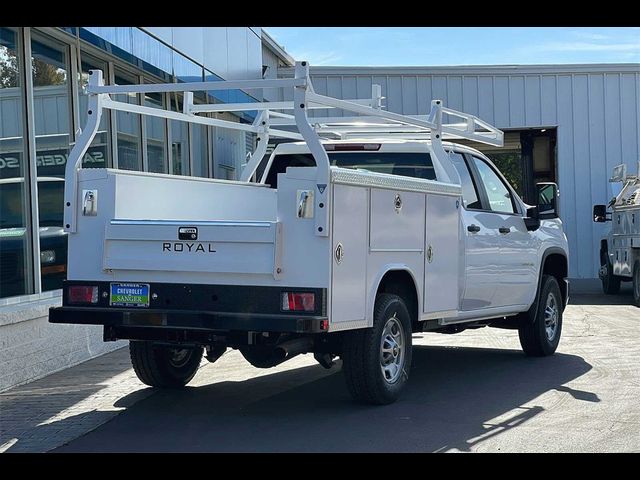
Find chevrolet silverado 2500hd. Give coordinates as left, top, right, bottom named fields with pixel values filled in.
left=49, top=62, right=569, bottom=404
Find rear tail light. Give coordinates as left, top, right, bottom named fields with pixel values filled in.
left=281, top=292, right=315, bottom=312
left=68, top=285, right=99, bottom=304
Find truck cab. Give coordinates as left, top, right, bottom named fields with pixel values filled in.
left=49, top=62, right=569, bottom=404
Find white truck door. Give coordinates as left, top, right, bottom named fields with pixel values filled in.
left=460, top=208, right=502, bottom=310
left=448, top=152, right=500, bottom=310
left=467, top=155, right=537, bottom=308
left=490, top=213, right=538, bottom=306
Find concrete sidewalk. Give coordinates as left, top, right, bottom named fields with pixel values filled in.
left=0, top=346, right=151, bottom=453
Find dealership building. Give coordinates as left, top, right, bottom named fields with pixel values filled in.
left=0, top=26, right=638, bottom=391
left=0, top=27, right=293, bottom=390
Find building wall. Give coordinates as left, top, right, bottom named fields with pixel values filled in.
left=141, top=27, right=262, bottom=81
left=0, top=296, right=125, bottom=391
left=305, top=65, right=640, bottom=279
left=262, top=40, right=293, bottom=102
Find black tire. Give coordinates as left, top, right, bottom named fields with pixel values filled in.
left=342, top=293, right=413, bottom=405
left=518, top=275, right=563, bottom=357
left=601, top=251, right=621, bottom=295
left=633, top=260, right=640, bottom=308
left=129, top=341, right=203, bottom=388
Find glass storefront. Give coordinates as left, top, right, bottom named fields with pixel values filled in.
left=79, top=54, right=110, bottom=169
left=144, top=90, right=167, bottom=173
left=191, top=123, right=209, bottom=178
left=0, top=27, right=31, bottom=298
left=169, top=93, right=189, bottom=176
left=0, top=27, right=258, bottom=300
left=30, top=32, right=73, bottom=292
left=114, top=71, right=142, bottom=171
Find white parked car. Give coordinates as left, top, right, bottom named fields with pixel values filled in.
left=50, top=62, right=569, bottom=404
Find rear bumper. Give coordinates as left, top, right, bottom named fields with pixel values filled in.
left=50, top=280, right=328, bottom=334
left=49, top=307, right=328, bottom=333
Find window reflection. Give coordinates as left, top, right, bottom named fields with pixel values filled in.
left=169, top=93, right=189, bottom=176
left=173, top=52, right=201, bottom=84
left=31, top=33, right=71, bottom=179
left=0, top=28, right=30, bottom=299
left=30, top=32, right=72, bottom=292
left=114, top=72, right=142, bottom=171
left=79, top=53, right=110, bottom=168
left=191, top=123, right=208, bottom=178
left=144, top=90, right=167, bottom=173
left=132, top=28, right=172, bottom=78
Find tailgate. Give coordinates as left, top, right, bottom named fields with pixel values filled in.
left=104, top=219, right=281, bottom=276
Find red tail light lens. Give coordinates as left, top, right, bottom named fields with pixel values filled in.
left=281, top=292, right=315, bottom=312
left=68, top=285, right=99, bottom=304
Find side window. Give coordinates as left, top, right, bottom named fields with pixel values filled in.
left=471, top=156, right=516, bottom=214
left=449, top=152, right=481, bottom=209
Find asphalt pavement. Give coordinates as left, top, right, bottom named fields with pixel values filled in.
left=3, top=288, right=638, bottom=452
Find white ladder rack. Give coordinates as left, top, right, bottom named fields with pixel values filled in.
left=64, top=60, right=504, bottom=238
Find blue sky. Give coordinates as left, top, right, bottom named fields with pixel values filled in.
left=265, top=27, right=640, bottom=66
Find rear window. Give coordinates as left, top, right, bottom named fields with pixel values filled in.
left=264, top=152, right=436, bottom=188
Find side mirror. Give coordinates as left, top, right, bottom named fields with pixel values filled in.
left=524, top=205, right=541, bottom=231
left=593, top=204, right=609, bottom=223
left=536, top=182, right=559, bottom=219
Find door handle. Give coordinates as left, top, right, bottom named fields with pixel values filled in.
left=499, top=226, right=511, bottom=234
left=467, top=224, right=481, bottom=233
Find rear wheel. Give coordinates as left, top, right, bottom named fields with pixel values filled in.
left=518, top=275, right=563, bottom=357
left=601, top=250, right=621, bottom=295
left=633, top=261, right=640, bottom=307
left=342, top=293, right=412, bottom=405
left=129, top=341, right=203, bottom=388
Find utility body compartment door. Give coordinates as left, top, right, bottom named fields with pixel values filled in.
left=331, top=184, right=368, bottom=324
left=423, top=194, right=460, bottom=315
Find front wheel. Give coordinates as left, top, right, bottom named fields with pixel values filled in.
left=129, top=341, right=203, bottom=388
left=342, top=293, right=413, bottom=405
left=633, top=261, right=640, bottom=307
left=518, top=275, right=563, bottom=356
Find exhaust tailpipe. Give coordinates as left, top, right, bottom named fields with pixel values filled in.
left=274, top=337, right=314, bottom=360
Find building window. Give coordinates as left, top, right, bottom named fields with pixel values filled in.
left=79, top=52, right=110, bottom=169
left=191, top=98, right=208, bottom=178
left=30, top=32, right=73, bottom=292
left=169, top=92, right=189, bottom=176
left=31, top=32, right=72, bottom=178
left=0, top=27, right=31, bottom=299
left=144, top=90, right=167, bottom=173
left=114, top=71, right=142, bottom=171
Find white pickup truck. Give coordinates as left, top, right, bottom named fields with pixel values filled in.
left=50, top=61, right=569, bottom=404
left=593, top=163, right=640, bottom=306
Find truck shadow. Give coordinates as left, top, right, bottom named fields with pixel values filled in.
left=569, top=285, right=636, bottom=306
left=52, top=345, right=594, bottom=453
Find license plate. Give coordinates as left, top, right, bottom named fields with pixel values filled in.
left=110, top=283, right=150, bottom=307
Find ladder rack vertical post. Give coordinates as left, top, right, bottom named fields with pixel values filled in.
left=427, top=99, right=459, bottom=184
left=64, top=70, right=104, bottom=233
left=293, top=61, right=330, bottom=238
